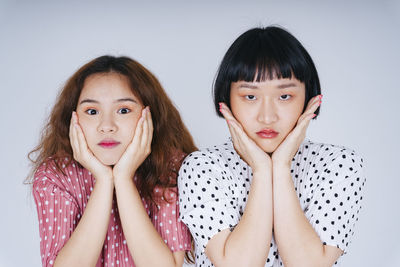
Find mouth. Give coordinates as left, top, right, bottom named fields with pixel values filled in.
left=98, top=139, right=121, bottom=149
left=256, top=129, right=279, bottom=139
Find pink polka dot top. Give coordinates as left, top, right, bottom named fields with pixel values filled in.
left=32, top=154, right=192, bottom=267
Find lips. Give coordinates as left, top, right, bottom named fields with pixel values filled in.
left=256, top=129, right=279, bottom=139
left=98, top=139, right=121, bottom=148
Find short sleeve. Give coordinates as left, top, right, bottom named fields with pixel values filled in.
left=32, top=163, right=80, bottom=266
left=150, top=187, right=192, bottom=252
left=305, top=150, right=366, bottom=254
left=178, top=153, right=241, bottom=251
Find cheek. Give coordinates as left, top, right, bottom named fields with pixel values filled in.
left=76, top=116, right=97, bottom=144
left=279, top=103, right=304, bottom=129
left=231, top=100, right=258, bottom=133
left=122, top=114, right=142, bottom=140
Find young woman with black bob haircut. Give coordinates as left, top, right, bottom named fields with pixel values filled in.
left=28, top=55, right=196, bottom=266
left=178, top=26, right=365, bottom=266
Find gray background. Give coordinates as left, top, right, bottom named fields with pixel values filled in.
left=0, top=1, right=399, bottom=266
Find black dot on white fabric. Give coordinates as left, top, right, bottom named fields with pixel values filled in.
left=177, top=139, right=365, bottom=267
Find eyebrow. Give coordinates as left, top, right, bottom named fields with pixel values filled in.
left=277, top=83, right=298, bottom=89
left=237, top=83, right=259, bottom=89
left=238, top=82, right=299, bottom=90
left=79, top=98, right=138, bottom=105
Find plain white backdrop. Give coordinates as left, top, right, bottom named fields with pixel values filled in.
left=0, top=1, right=399, bottom=266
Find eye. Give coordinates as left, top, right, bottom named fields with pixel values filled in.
left=245, top=95, right=256, bottom=101
left=279, top=94, right=292, bottom=101
left=118, top=108, right=131, bottom=114
left=85, top=109, right=98, bottom=115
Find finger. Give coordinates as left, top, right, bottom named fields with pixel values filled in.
left=228, top=119, right=248, bottom=152
left=132, top=109, right=145, bottom=146
left=305, top=95, right=322, bottom=110
left=69, top=112, right=80, bottom=156
left=227, top=120, right=242, bottom=152
left=298, top=97, right=321, bottom=124
left=71, top=113, right=90, bottom=157
left=219, top=102, right=244, bottom=131
left=219, top=102, right=236, bottom=122
left=293, top=112, right=316, bottom=138
left=74, top=120, right=88, bottom=155
left=147, top=106, right=154, bottom=136
left=69, top=112, right=75, bottom=145
left=146, top=106, right=153, bottom=149
left=141, top=108, right=149, bottom=148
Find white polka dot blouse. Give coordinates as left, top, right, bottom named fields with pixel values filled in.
left=178, top=139, right=365, bottom=267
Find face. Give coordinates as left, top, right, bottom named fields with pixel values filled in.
left=230, top=77, right=305, bottom=153
left=76, top=72, right=143, bottom=165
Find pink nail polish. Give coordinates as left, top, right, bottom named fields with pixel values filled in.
left=312, top=114, right=317, bottom=118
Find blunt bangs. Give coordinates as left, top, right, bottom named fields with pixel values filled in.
left=214, top=26, right=321, bottom=117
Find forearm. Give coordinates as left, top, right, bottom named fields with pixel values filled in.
left=54, top=178, right=114, bottom=267
left=114, top=178, right=181, bottom=267
left=215, top=170, right=273, bottom=267
left=273, top=164, right=329, bottom=267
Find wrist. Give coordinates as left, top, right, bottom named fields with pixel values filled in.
left=272, top=157, right=291, bottom=168
left=272, top=162, right=292, bottom=175
left=252, top=164, right=272, bottom=178
left=113, top=174, right=135, bottom=187
left=93, top=176, right=114, bottom=190
left=92, top=169, right=113, bottom=182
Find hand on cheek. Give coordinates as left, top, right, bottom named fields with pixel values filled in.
left=69, top=112, right=113, bottom=181
left=113, top=106, right=153, bottom=181
left=271, top=95, right=322, bottom=166
left=219, top=102, right=271, bottom=173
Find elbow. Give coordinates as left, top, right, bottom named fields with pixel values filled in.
left=212, top=257, right=265, bottom=267
left=282, top=256, right=334, bottom=267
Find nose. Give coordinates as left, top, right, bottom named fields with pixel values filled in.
left=97, top=113, right=117, bottom=133
left=257, top=99, right=278, bottom=125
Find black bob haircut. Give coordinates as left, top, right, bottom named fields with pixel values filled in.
left=213, top=26, right=321, bottom=118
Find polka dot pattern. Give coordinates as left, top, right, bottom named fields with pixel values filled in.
left=178, top=139, right=365, bottom=267
left=33, top=157, right=191, bottom=267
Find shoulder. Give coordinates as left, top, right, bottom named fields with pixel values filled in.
left=167, top=149, right=188, bottom=171
left=295, top=140, right=365, bottom=185
left=178, top=140, right=248, bottom=194
left=33, top=157, right=88, bottom=193
left=180, top=139, right=242, bottom=171
left=298, top=140, right=364, bottom=168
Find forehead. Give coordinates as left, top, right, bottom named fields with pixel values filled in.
left=79, top=73, right=136, bottom=99
left=233, top=77, right=305, bottom=90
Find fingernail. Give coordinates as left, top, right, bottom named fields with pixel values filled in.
left=312, top=114, right=317, bottom=118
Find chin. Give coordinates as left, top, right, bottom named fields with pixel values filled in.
left=95, top=153, right=120, bottom=166
left=255, top=140, right=279, bottom=154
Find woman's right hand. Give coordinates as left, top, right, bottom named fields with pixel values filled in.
left=219, top=103, right=271, bottom=173
left=69, top=112, right=113, bottom=181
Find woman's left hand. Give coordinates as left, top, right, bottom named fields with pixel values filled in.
left=113, top=106, right=153, bottom=181
left=271, top=95, right=322, bottom=167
